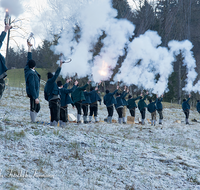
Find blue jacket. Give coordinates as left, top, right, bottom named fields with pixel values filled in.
left=115, top=91, right=127, bottom=109
left=104, top=89, right=118, bottom=107
left=71, top=84, right=89, bottom=103
left=122, top=91, right=128, bottom=106
left=127, top=96, right=141, bottom=109
left=44, top=67, right=61, bottom=101
left=0, top=31, right=8, bottom=79
left=90, top=90, right=101, bottom=104
left=147, top=99, right=157, bottom=113
left=197, top=102, right=200, bottom=112
left=156, top=98, right=163, bottom=111
left=182, top=98, right=190, bottom=111
left=82, top=91, right=92, bottom=104
left=138, top=95, right=148, bottom=111
left=59, top=84, right=77, bottom=107
left=24, top=52, right=40, bottom=99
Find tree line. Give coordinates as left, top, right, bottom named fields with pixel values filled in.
left=6, top=0, right=200, bottom=102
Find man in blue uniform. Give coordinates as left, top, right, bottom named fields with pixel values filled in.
left=82, top=89, right=92, bottom=124
left=57, top=79, right=78, bottom=127
left=89, top=85, right=102, bottom=123
left=182, top=94, right=191, bottom=124
left=127, top=94, right=142, bottom=118
left=103, top=86, right=119, bottom=123
left=71, top=81, right=91, bottom=123
left=115, top=91, right=128, bottom=124
left=44, top=61, right=63, bottom=126
left=156, top=94, right=163, bottom=124
left=0, top=24, right=12, bottom=99
left=24, top=41, right=41, bottom=122
left=138, top=91, right=148, bottom=125
left=147, top=98, right=158, bottom=126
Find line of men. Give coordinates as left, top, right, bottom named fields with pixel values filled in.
left=104, top=88, right=164, bottom=125
left=21, top=40, right=193, bottom=126
left=24, top=41, right=165, bottom=127
left=0, top=26, right=196, bottom=126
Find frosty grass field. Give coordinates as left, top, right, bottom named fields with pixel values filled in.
left=0, top=89, right=200, bottom=190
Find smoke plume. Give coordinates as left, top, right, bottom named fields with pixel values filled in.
left=36, top=0, right=199, bottom=94
left=115, top=31, right=197, bottom=95
left=51, top=0, right=134, bottom=81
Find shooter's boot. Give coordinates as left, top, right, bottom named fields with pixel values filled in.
left=83, top=116, right=88, bottom=124
left=77, top=114, right=81, bottom=124
left=95, top=116, right=99, bottom=123
left=123, top=117, right=126, bottom=124
left=118, top=118, right=122, bottom=124
left=142, top=119, right=145, bottom=125
left=89, top=116, right=92, bottom=123
left=30, top=111, right=36, bottom=123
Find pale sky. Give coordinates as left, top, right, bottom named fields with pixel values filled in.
left=0, top=0, right=48, bottom=55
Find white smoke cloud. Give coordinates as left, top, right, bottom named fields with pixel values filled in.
left=114, top=30, right=174, bottom=95
left=33, top=0, right=199, bottom=95
left=0, top=0, right=24, bottom=17
left=92, top=18, right=134, bottom=82
left=114, top=31, right=198, bottom=95
left=168, top=40, right=197, bottom=93
left=51, top=0, right=134, bottom=80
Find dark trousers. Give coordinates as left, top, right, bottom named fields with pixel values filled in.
left=90, top=104, right=98, bottom=117
left=0, top=79, right=5, bottom=99
left=116, top=107, right=123, bottom=118
left=107, top=105, right=114, bottom=117
left=60, top=106, right=68, bottom=122
left=30, top=96, right=40, bottom=113
left=140, top=108, right=146, bottom=119
left=151, top=111, right=156, bottom=120
left=75, top=101, right=82, bottom=115
left=184, top=109, right=189, bottom=119
left=49, top=99, right=60, bottom=122
left=82, top=104, right=88, bottom=116
left=157, top=110, right=163, bottom=119
left=129, top=108, right=136, bottom=117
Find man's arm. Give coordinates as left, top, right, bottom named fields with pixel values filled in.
left=79, top=80, right=90, bottom=91
left=187, top=94, right=191, bottom=102
left=111, top=86, right=119, bottom=96
left=27, top=42, right=32, bottom=65
left=0, top=24, right=11, bottom=49
left=48, top=60, right=63, bottom=83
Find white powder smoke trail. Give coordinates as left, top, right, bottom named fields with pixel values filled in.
left=51, top=0, right=134, bottom=80
left=32, top=0, right=199, bottom=94
left=115, top=31, right=198, bottom=95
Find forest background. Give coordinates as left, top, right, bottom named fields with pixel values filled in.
left=5, top=0, right=200, bottom=103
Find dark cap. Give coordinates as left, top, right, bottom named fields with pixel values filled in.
left=47, top=72, right=53, bottom=79
left=57, top=81, right=63, bottom=87
left=128, top=95, right=132, bottom=99
left=28, top=60, right=36, bottom=69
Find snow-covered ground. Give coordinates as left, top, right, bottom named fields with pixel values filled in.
left=0, top=89, right=200, bottom=190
